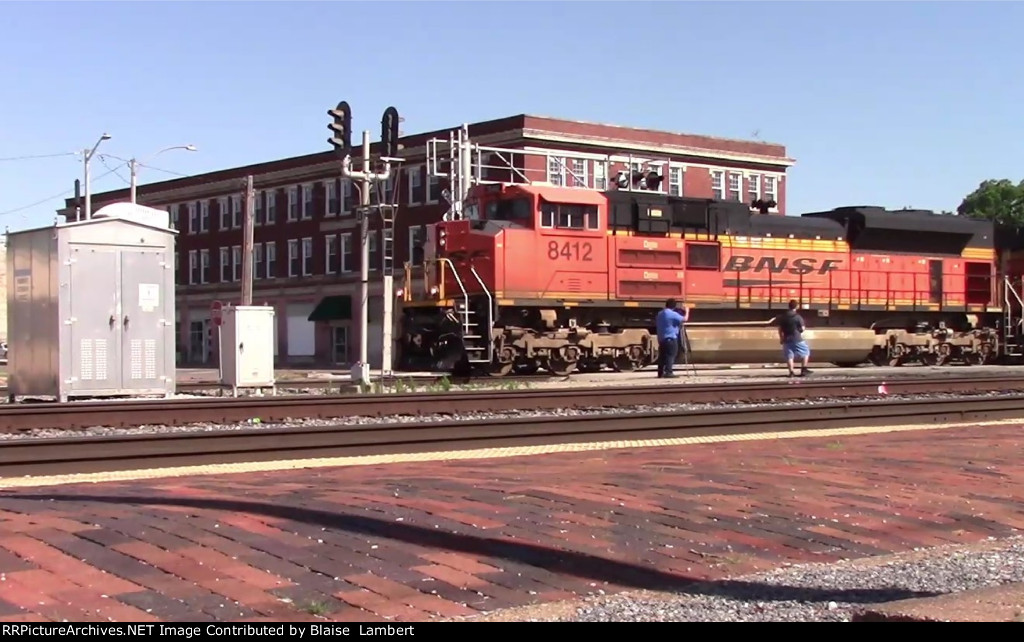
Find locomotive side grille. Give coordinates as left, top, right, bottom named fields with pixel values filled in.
left=619, top=280, right=682, bottom=296
left=566, top=278, right=582, bottom=292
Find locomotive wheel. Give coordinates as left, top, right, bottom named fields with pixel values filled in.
left=612, top=356, right=636, bottom=372
left=514, top=360, right=540, bottom=375
left=547, top=359, right=578, bottom=376
left=488, top=362, right=514, bottom=377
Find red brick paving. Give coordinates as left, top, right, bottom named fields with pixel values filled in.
left=0, top=423, right=1021, bottom=621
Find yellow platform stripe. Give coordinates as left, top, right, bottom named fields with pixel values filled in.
left=0, top=418, right=1018, bottom=490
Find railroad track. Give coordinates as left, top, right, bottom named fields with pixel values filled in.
left=2, top=393, right=1023, bottom=478
left=1, top=374, right=1024, bottom=433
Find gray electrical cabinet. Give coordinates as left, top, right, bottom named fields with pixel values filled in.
left=5, top=205, right=177, bottom=402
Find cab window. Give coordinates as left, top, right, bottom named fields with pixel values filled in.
left=485, top=197, right=531, bottom=223
left=540, top=200, right=599, bottom=230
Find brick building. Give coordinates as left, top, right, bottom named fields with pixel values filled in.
left=60, top=114, right=794, bottom=367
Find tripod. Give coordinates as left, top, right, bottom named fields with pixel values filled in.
left=679, top=325, right=698, bottom=376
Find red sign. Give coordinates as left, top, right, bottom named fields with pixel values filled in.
left=211, top=300, right=224, bottom=326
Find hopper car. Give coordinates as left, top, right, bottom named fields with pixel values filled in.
left=397, top=182, right=1024, bottom=376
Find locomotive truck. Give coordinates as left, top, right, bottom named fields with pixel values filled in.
left=397, top=181, right=1024, bottom=376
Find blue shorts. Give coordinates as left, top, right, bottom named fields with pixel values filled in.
left=783, top=340, right=810, bottom=361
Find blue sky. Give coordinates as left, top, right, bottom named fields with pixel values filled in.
left=1, top=1, right=1021, bottom=231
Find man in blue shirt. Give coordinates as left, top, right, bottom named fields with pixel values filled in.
left=655, top=298, right=687, bottom=378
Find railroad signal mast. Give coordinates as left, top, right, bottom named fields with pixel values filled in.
left=327, top=101, right=405, bottom=384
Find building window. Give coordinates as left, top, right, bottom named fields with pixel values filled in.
left=200, top=249, right=210, bottom=283
left=265, top=241, right=276, bottom=278
left=254, top=191, right=263, bottom=227
left=288, top=239, right=299, bottom=276
left=669, top=167, right=683, bottom=196
left=188, top=203, right=198, bottom=234
left=232, top=245, right=241, bottom=281
left=427, top=174, right=440, bottom=203
left=547, top=156, right=565, bottom=186
left=301, top=237, right=313, bottom=275
left=301, top=184, right=314, bottom=220
left=594, top=161, right=607, bottom=190
left=326, top=235, right=338, bottom=274
left=341, top=180, right=352, bottom=215
left=341, top=233, right=353, bottom=273
left=408, top=225, right=425, bottom=266
left=173, top=251, right=179, bottom=282
left=188, top=250, right=198, bottom=284
left=199, top=201, right=209, bottom=232
left=748, top=174, right=761, bottom=204
left=570, top=158, right=587, bottom=188
left=254, top=244, right=264, bottom=280
left=332, top=326, right=349, bottom=364
left=219, top=197, right=230, bottom=230
left=368, top=232, right=379, bottom=272
left=169, top=205, right=179, bottom=230
left=409, top=166, right=424, bottom=204
left=219, top=247, right=230, bottom=282
left=326, top=179, right=340, bottom=217
left=711, top=171, right=724, bottom=200
left=232, top=196, right=242, bottom=228
left=287, top=187, right=299, bottom=221
left=764, top=176, right=777, bottom=204
left=727, top=172, right=741, bottom=201
left=266, top=190, right=277, bottom=224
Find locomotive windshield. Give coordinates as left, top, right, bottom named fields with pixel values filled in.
left=486, top=197, right=531, bottom=223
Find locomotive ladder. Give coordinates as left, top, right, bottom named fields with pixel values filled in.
left=1002, top=275, right=1024, bottom=357
left=380, top=204, right=396, bottom=276
left=437, top=258, right=494, bottom=365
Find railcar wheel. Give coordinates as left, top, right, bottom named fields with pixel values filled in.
left=612, top=356, right=637, bottom=372
left=547, top=359, right=578, bottom=376
left=488, top=362, right=514, bottom=377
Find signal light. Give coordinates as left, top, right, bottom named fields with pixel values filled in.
left=381, top=106, right=400, bottom=158
left=751, top=198, right=777, bottom=214
left=328, top=101, right=352, bottom=156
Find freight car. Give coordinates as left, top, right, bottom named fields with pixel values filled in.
left=397, top=182, right=1020, bottom=376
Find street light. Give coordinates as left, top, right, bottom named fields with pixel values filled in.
left=130, top=144, right=198, bottom=203
left=82, top=133, right=112, bottom=220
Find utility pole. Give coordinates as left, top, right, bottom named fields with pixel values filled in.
left=241, top=175, right=255, bottom=306
left=82, top=133, right=111, bottom=220
left=129, top=159, right=138, bottom=204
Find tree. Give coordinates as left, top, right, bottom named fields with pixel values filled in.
left=958, top=179, right=1024, bottom=225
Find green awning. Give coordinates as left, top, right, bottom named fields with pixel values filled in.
left=308, top=295, right=352, bottom=322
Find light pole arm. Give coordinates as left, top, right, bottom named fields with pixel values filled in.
left=129, top=144, right=197, bottom=204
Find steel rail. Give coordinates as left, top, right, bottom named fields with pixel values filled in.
left=2, top=394, right=1023, bottom=478
left=0, top=374, right=1022, bottom=433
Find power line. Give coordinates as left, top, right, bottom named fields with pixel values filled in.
left=0, top=151, right=79, bottom=162
left=98, top=154, right=131, bottom=185
left=0, top=166, right=122, bottom=218
left=137, top=162, right=188, bottom=178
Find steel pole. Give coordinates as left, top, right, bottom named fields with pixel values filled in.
left=129, top=159, right=138, bottom=204
left=83, top=149, right=91, bottom=220
left=358, top=130, right=371, bottom=379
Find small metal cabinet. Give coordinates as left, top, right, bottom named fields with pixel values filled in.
left=218, top=305, right=276, bottom=396
left=5, top=205, right=177, bottom=402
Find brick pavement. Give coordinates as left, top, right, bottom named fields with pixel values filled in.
left=0, top=423, right=1021, bottom=622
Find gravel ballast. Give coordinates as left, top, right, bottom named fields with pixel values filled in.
left=0, top=390, right=1018, bottom=441
left=545, top=536, right=1024, bottom=622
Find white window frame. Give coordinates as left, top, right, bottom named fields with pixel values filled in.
left=325, top=234, right=338, bottom=274
left=727, top=172, right=742, bottom=201
left=254, top=243, right=264, bottom=280
left=301, top=237, right=313, bottom=275
left=668, top=166, right=684, bottom=197
left=427, top=173, right=440, bottom=204
left=288, top=239, right=299, bottom=277
left=408, top=165, right=423, bottom=205
left=169, top=204, right=179, bottom=230
left=219, top=197, right=230, bottom=230
left=569, top=158, right=587, bottom=188
left=408, top=225, right=425, bottom=266
left=188, top=250, right=198, bottom=284
left=325, top=179, right=339, bottom=218
left=232, top=245, right=242, bottom=281
left=547, top=156, right=565, bottom=186
left=232, top=196, right=242, bottom=228
left=301, top=184, right=314, bottom=220
left=340, top=233, right=353, bottom=273
left=747, top=174, right=761, bottom=205
left=368, top=232, right=379, bottom=272
left=265, top=241, right=276, bottom=279
left=711, top=170, right=725, bottom=200
left=199, top=249, right=210, bottom=283
left=199, top=201, right=209, bottom=232
left=254, top=190, right=263, bottom=227
left=764, top=175, right=778, bottom=205
left=266, top=189, right=277, bottom=224
left=593, top=161, right=607, bottom=190
left=340, top=180, right=352, bottom=215
left=188, top=203, right=198, bottom=234
left=287, top=186, right=299, bottom=222
left=219, top=247, right=230, bottom=282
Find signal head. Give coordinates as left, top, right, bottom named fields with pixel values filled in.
left=327, top=100, right=352, bottom=156
left=381, top=106, right=400, bottom=158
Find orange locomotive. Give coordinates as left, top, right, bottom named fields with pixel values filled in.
left=398, top=182, right=1011, bottom=376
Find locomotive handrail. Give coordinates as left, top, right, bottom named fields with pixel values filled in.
left=435, top=257, right=470, bottom=305
left=469, top=265, right=495, bottom=364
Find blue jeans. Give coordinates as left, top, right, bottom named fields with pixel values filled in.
left=658, top=338, right=679, bottom=377
left=783, top=340, right=810, bottom=361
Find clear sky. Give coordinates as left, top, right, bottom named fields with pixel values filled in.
left=1, top=0, right=1022, bottom=232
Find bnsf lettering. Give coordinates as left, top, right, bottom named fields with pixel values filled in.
left=547, top=241, right=593, bottom=262
left=723, top=256, right=841, bottom=275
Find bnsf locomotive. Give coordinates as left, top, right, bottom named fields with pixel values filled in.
left=397, top=182, right=1024, bottom=376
